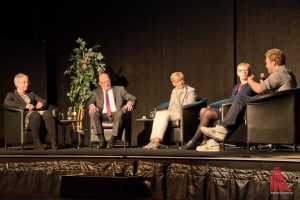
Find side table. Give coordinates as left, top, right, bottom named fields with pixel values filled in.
left=58, top=119, right=82, bottom=148
left=136, top=118, right=154, bottom=146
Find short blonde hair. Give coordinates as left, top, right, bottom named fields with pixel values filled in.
left=14, top=73, right=28, bottom=87
left=170, top=72, right=184, bottom=83
left=237, top=62, right=251, bottom=72
left=265, top=48, right=286, bottom=66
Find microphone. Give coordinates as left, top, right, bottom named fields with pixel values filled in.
left=260, top=73, right=265, bottom=81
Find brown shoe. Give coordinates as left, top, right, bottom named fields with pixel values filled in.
left=33, top=135, right=44, bottom=150
left=34, top=142, right=45, bottom=150
left=51, top=139, right=58, bottom=150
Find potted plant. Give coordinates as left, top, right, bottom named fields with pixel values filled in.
left=64, top=38, right=106, bottom=133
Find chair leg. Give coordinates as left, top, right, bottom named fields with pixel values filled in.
left=122, top=129, right=127, bottom=149
left=222, top=142, right=225, bottom=150
left=294, top=144, right=297, bottom=152
left=123, top=136, right=126, bottom=149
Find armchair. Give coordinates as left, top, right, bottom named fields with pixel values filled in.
left=3, top=104, right=58, bottom=150
left=155, top=98, right=207, bottom=146
left=3, top=105, right=32, bottom=150
left=89, top=111, right=131, bottom=148
left=246, top=88, right=300, bottom=152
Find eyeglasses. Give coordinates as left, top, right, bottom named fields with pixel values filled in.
left=238, top=70, right=249, bottom=73
left=172, top=79, right=184, bottom=83
left=18, top=81, right=30, bottom=85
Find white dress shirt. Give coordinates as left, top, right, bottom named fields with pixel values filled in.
left=102, top=89, right=117, bottom=114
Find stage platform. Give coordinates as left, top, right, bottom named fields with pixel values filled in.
left=0, top=145, right=299, bottom=199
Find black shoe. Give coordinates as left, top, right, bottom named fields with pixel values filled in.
left=98, top=139, right=106, bottom=149
left=179, top=141, right=195, bottom=150
left=107, top=136, right=116, bottom=149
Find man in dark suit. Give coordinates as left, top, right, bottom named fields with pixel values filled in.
left=87, top=72, right=137, bottom=148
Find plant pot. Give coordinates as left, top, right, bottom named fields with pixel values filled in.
left=71, top=129, right=87, bottom=148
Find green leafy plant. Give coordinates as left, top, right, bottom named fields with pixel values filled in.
left=64, top=38, right=106, bottom=128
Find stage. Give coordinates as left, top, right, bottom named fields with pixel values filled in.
left=0, top=145, right=299, bottom=199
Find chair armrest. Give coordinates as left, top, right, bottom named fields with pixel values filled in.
left=3, top=104, right=25, bottom=145
left=3, top=104, right=25, bottom=123
left=155, top=101, right=169, bottom=111
left=47, top=104, right=59, bottom=118
left=249, top=88, right=299, bottom=104
left=181, top=98, right=207, bottom=110
left=180, top=98, right=207, bottom=141
left=3, top=104, right=24, bottom=112
left=209, top=98, right=232, bottom=108
left=220, top=102, right=232, bottom=121
left=155, top=97, right=207, bottom=111
left=181, top=99, right=207, bottom=119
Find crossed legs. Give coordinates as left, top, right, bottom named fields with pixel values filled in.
left=179, top=107, right=220, bottom=150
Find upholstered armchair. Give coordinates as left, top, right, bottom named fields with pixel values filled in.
left=89, top=111, right=131, bottom=148
left=3, top=105, right=33, bottom=150
left=154, top=98, right=207, bottom=146
left=246, top=88, right=300, bottom=152
left=3, top=104, right=58, bottom=150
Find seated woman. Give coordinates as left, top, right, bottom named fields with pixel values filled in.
left=4, top=73, right=58, bottom=150
left=179, top=62, right=255, bottom=151
left=144, top=72, right=197, bottom=149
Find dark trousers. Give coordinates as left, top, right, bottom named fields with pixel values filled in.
left=89, top=110, right=125, bottom=139
left=29, top=110, right=56, bottom=141
left=221, top=95, right=252, bottom=130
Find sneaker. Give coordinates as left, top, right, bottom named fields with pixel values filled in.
left=196, top=139, right=220, bottom=152
left=143, top=141, right=161, bottom=149
left=200, top=125, right=228, bottom=142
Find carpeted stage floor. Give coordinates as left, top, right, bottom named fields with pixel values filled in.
left=0, top=145, right=300, bottom=199
left=1, top=145, right=300, bottom=162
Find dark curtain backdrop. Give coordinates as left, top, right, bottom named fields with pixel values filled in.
left=45, top=0, right=235, bottom=145
left=0, top=0, right=300, bottom=145
left=236, top=0, right=300, bottom=78
left=0, top=158, right=299, bottom=199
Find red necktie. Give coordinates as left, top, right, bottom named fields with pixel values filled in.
left=105, top=91, right=112, bottom=117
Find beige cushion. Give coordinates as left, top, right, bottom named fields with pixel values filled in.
left=102, top=122, right=114, bottom=128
